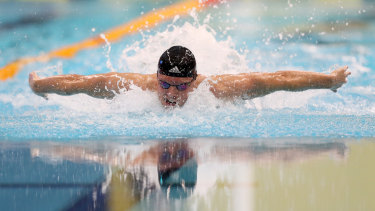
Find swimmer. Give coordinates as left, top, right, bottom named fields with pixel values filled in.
left=29, top=45, right=351, bottom=108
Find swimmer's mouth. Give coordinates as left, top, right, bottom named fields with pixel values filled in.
left=165, top=98, right=177, bottom=106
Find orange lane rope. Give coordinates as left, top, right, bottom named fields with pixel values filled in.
left=0, top=0, right=221, bottom=81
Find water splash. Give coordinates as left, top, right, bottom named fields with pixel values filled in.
left=100, top=33, right=116, bottom=72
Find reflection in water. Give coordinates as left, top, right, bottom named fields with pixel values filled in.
left=2, top=139, right=375, bottom=210
left=157, top=141, right=197, bottom=199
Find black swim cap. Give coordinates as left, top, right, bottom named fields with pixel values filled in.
left=158, top=46, right=197, bottom=78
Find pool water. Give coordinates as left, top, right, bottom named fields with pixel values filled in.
left=0, top=0, right=374, bottom=139
left=0, top=0, right=374, bottom=210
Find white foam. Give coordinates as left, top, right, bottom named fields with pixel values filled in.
left=119, top=22, right=250, bottom=76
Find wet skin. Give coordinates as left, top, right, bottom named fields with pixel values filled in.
left=29, top=66, right=351, bottom=108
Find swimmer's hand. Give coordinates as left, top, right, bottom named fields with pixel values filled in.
left=29, top=72, right=48, bottom=100
left=330, top=66, right=351, bottom=93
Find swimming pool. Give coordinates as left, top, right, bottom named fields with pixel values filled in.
left=0, top=0, right=374, bottom=210
left=0, top=0, right=374, bottom=140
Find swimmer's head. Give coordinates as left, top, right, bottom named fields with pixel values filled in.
left=157, top=46, right=197, bottom=107
left=158, top=46, right=197, bottom=79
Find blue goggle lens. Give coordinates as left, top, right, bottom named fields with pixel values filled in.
left=159, top=81, right=189, bottom=91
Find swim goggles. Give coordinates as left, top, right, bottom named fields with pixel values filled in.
left=158, top=80, right=193, bottom=91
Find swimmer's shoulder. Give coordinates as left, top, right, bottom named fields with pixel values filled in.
left=193, top=74, right=208, bottom=88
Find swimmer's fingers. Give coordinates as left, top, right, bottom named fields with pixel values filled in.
left=332, top=65, right=350, bottom=75
left=340, top=66, right=351, bottom=83
left=331, top=66, right=349, bottom=75
left=29, top=72, right=48, bottom=100
left=29, top=72, right=40, bottom=88
left=330, top=66, right=351, bottom=92
left=340, top=65, right=351, bottom=80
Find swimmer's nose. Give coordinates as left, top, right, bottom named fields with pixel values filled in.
left=166, top=86, right=179, bottom=96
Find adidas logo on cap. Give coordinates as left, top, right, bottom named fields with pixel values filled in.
left=169, top=66, right=182, bottom=74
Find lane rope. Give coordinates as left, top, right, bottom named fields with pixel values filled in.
left=0, top=0, right=221, bottom=81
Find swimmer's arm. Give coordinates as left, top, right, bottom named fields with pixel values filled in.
left=208, top=66, right=350, bottom=99
left=29, top=72, right=155, bottom=99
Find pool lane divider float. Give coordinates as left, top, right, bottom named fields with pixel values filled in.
left=0, top=0, right=222, bottom=81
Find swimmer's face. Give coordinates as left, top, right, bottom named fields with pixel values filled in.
left=157, top=74, right=195, bottom=108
